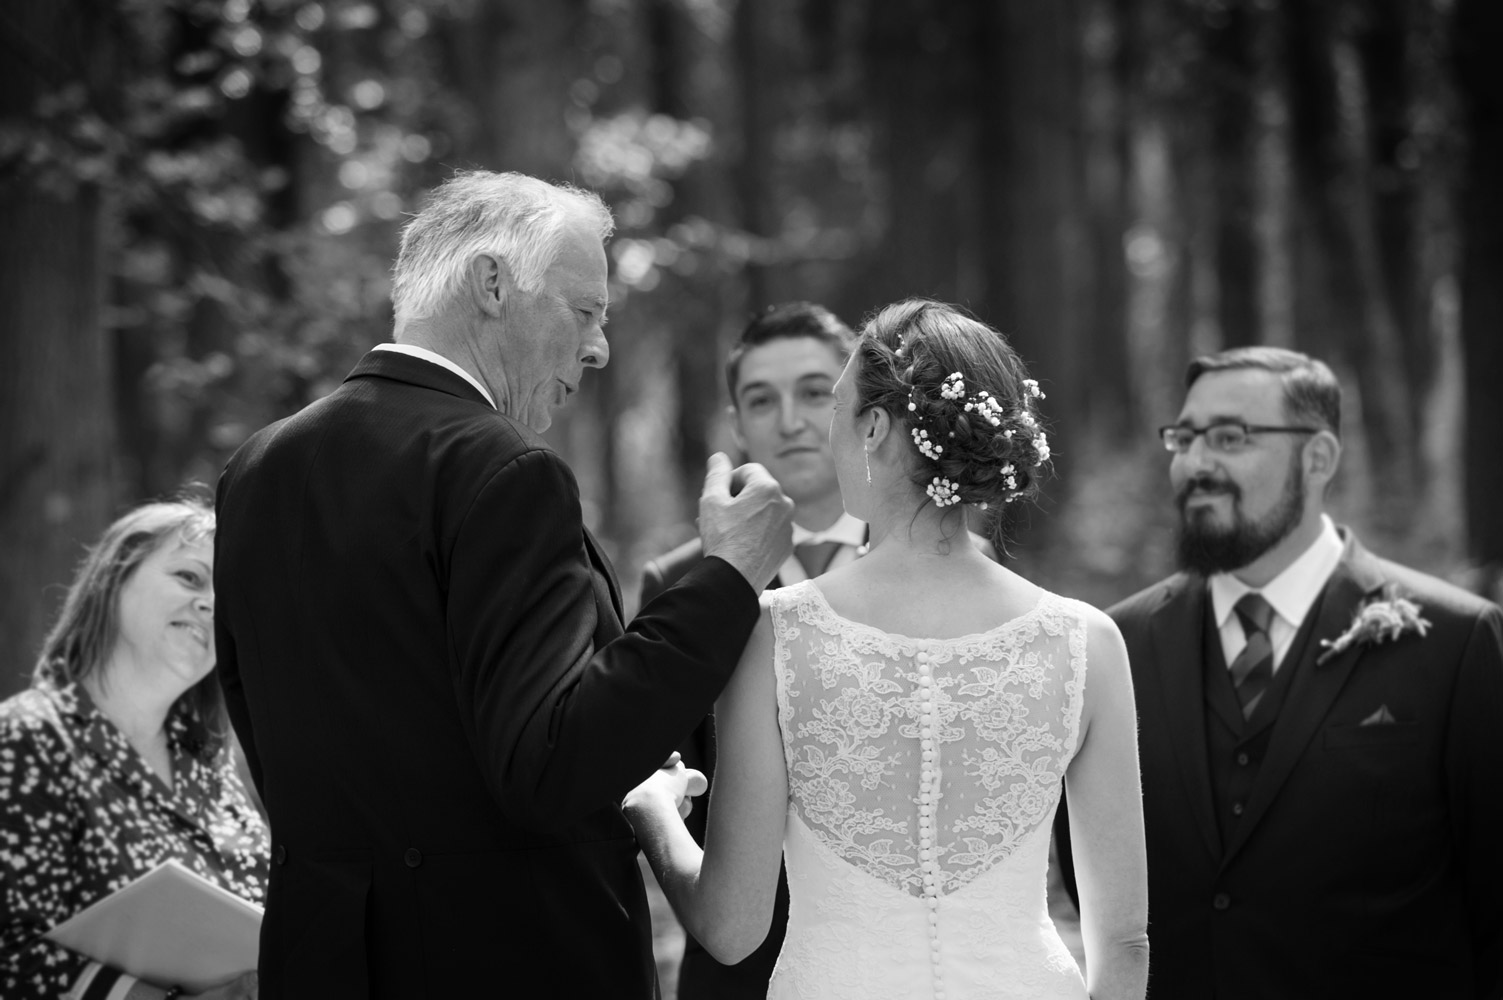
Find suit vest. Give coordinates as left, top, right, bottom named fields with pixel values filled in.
left=1201, top=589, right=1326, bottom=854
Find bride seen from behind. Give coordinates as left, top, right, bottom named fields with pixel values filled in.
left=626, top=300, right=1149, bottom=999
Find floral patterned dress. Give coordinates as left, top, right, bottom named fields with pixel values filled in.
left=0, top=680, right=269, bottom=999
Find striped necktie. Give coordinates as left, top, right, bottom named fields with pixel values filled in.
left=1230, top=593, right=1276, bottom=719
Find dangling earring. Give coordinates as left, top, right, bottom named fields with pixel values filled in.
left=864, top=445, right=872, bottom=485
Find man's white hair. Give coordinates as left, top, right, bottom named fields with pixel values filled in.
left=391, top=170, right=614, bottom=327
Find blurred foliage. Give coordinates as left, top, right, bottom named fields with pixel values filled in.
left=1, top=0, right=1498, bottom=664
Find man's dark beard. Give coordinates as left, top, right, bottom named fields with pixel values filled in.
left=1175, top=456, right=1305, bottom=576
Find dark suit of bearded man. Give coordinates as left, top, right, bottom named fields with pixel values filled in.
left=214, top=171, right=792, bottom=999
left=1057, top=345, right=1503, bottom=1000
left=1112, top=529, right=1501, bottom=999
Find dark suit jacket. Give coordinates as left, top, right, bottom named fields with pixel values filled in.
left=214, top=351, right=760, bottom=999
left=1100, top=532, right=1503, bottom=1000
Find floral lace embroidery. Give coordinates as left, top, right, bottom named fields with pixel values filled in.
left=770, top=582, right=1087, bottom=898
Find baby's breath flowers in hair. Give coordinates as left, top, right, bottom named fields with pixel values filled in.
left=963, top=391, right=1006, bottom=428
left=852, top=299, right=1053, bottom=529
left=912, top=427, right=943, bottom=460
left=904, top=369, right=1047, bottom=507
left=927, top=477, right=961, bottom=507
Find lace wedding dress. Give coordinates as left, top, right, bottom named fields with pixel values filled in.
left=766, top=581, right=1090, bottom=1000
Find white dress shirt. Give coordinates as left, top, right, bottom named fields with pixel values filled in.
left=779, top=512, right=868, bottom=584
left=1209, top=515, right=1344, bottom=673
left=372, top=342, right=497, bottom=410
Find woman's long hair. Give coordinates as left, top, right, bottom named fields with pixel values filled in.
left=34, top=490, right=228, bottom=756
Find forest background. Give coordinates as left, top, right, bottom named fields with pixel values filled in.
left=3, top=0, right=1502, bottom=706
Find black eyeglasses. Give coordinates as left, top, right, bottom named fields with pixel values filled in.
left=1158, top=423, right=1320, bottom=454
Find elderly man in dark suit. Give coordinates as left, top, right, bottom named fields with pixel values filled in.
left=1071, top=346, right=1502, bottom=999
left=214, top=170, right=793, bottom=998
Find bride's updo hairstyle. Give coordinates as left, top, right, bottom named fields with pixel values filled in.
left=854, top=299, right=1051, bottom=528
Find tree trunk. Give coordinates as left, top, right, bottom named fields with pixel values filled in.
left=1286, top=0, right=1416, bottom=531
left=977, top=0, right=1088, bottom=552
left=1080, top=0, right=1135, bottom=438
left=734, top=0, right=776, bottom=309
left=865, top=0, right=972, bottom=307
left=0, top=0, right=116, bottom=699
left=1204, top=0, right=1260, bottom=348
left=1454, top=0, right=1503, bottom=593
left=650, top=0, right=724, bottom=510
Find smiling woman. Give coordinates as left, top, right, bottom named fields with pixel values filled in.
left=0, top=493, right=268, bottom=1000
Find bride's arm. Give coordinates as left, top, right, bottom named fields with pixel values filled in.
left=1064, top=609, right=1150, bottom=1000
left=624, top=603, right=788, bottom=963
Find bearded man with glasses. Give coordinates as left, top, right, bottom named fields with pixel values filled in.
left=1058, top=346, right=1502, bottom=999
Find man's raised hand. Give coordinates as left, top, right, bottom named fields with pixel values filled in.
left=699, top=452, right=795, bottom=593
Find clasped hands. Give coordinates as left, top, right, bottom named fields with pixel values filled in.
left=625, top=751, right=707, bottom=821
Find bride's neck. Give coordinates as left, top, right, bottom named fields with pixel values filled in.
left=862, top=501, right=974, bottom=559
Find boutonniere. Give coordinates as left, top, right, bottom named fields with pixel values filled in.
left=1316, top=590, right=1432, bottom=665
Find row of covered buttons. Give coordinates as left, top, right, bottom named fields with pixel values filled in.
left=916, top=646, right=946, bottom=999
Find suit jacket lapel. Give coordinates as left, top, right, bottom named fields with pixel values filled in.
left=1201, top=613, right=1246, bottom=737
left=1148, top=577, right=1223, bottom=862
left=1222, top=536, right=1388, bottom=862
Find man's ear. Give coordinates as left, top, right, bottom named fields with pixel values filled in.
left=726, top=403, right=747, bottom=454
left=1305, top=430, right=1341, bottom=486
left=468, top=252, right=513, bottom=318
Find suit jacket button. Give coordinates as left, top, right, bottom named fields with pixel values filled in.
left=1213, top=892, right=1231, bottom=911
left=1236, top=752, right=1250, bottom=766
left=274, top=845, right=287, bottom=866
left=404, top=848, right=423, bottom=868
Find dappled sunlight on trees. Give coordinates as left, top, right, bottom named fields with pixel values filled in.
left=2, top=0, right=1499, bottom=700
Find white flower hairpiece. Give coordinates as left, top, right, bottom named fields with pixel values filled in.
left=940, top=372, right=966, bottom=400
left=1032, top=433, right=1051, bottom=464
left=926, top=477, right=960, bottom=507
left=912, top=427, right=943, bottom=460
left=1022, top=378, right=1045, bottom=399
left=963, top=390, right=1006, bottom=427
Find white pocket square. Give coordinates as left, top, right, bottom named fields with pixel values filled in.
left=1359, top=704, right=1397, bottom=726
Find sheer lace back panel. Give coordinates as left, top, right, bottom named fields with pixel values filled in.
left=770, top=581, right=1088, bottom=900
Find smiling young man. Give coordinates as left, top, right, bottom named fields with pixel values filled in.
left=640, top=302, right=858, bottom=998
left=1085, top=346, right=1503, bottom=999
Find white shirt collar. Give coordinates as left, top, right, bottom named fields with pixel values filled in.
left=1209, top=515, right=1345, bottom=630
left=792, top=512, right=867, bottom=548
left=373, top=343, right=497, bottom=410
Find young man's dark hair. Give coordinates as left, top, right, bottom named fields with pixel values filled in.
left=724, top=301, right=854, bottom=403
